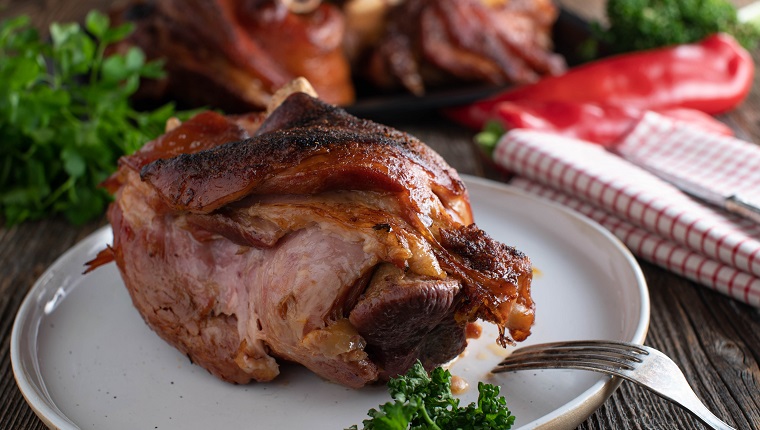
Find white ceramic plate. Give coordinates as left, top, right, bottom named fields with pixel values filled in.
left=12, top=176, right=649, bottom=430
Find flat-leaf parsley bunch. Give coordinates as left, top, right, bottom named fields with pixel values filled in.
left=348, top=361, right=515, bottom=430
left=0, top=11, right=184, bottom=225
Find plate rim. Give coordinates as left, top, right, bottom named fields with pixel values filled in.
left=11, top=225, right=113, bottom=430
left=463, top=176, right=650, bottom=428
left=11, top=176, right=650, bottom=430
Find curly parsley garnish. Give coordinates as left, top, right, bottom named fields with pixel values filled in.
left=348, top=361, right=515, bottom=430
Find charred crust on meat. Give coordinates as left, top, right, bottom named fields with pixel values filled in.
left=104, top=91, right=534, bottom=388
left=439, top=223, right=527, bottom=283
left=372, top=223, right=391, bottom=232
left=139, top=93, right=466, bottom=214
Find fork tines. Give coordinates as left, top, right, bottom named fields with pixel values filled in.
left=490, top=340, right=738, bottom=430
left=492, top=340, right=650, bottom=375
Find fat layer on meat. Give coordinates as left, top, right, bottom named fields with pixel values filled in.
left=91, top=92, right=534, bottom=388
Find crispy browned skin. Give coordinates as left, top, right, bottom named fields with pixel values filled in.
left=110, top=0, right=354, bottom=111
left=364, top=0, right=566, bottom=95
left=141, top=93, right=533, bottom=345
left=140, top=93, right=467, bottom=218
left=439, top=224, right=533, bottom=343
left=92, top=94, right=533, bottom=387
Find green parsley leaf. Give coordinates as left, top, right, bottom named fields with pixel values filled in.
left=349, top=361, right=515, bottom=430
left=84, top=9, right=110, bottom=39
left=0, top=11, right=192, bottom=226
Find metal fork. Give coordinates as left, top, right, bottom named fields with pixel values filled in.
left=492, top=340, right=735, bottom=430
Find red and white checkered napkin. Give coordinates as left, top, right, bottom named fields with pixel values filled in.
left=616, top=112, right=760, bottom=206
left=493, top=112, right=760, bottom=307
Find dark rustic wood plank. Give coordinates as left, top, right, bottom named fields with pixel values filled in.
left=1, top=1, right=759, bottom=429
left=578, top=261, right=760, bottom=430
left=0, top=0, right=115, bottom=30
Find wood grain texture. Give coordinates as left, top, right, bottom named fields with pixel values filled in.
left=0, top=0, right=114, bottom=31
left=1, top=1, right=759, bottom=429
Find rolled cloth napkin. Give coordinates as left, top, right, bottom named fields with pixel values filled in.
left=493, top=112, right=760, bottom=307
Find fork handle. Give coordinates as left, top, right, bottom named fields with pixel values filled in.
left=689, top=407, right=736, bottom=430
left=671, top=389, right=736, bottom=430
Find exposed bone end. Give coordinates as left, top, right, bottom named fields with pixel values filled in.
left=343, top=0, right=405, bottom=61
left=479, top=0, right=508, bottom=7
left=266, top=77, right=319, bottom=114
left=281, top=0, right=322, bottom=15
left=165, top=117, right=182, bottom=133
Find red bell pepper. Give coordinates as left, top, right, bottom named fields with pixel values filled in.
left=490, top=101, right=734, bottom=148
left=448, top=33, right=754, bottom=134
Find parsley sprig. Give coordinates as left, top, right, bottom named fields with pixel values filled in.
left=348, top=361, right=515, bottom=430
left=0, top=11, right=184, bottom=226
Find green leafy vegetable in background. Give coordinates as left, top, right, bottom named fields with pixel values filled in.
left=593, top=0, right=760, bottom=54
left=0, top=11, right=189, bottom=226
left=347, top=361, right=515, bottom=430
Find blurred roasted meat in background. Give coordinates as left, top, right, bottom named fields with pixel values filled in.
left=110, top=0, right=565, bottom=111
left=361, top=0, right=566, bottom=95
left=110, top=0, right=355, bottom=112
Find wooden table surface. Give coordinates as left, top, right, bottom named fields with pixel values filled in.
left=1, top=1, right=759, bottom=429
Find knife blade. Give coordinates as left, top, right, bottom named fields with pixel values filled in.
left=628, top=162, right=760, bottom=224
